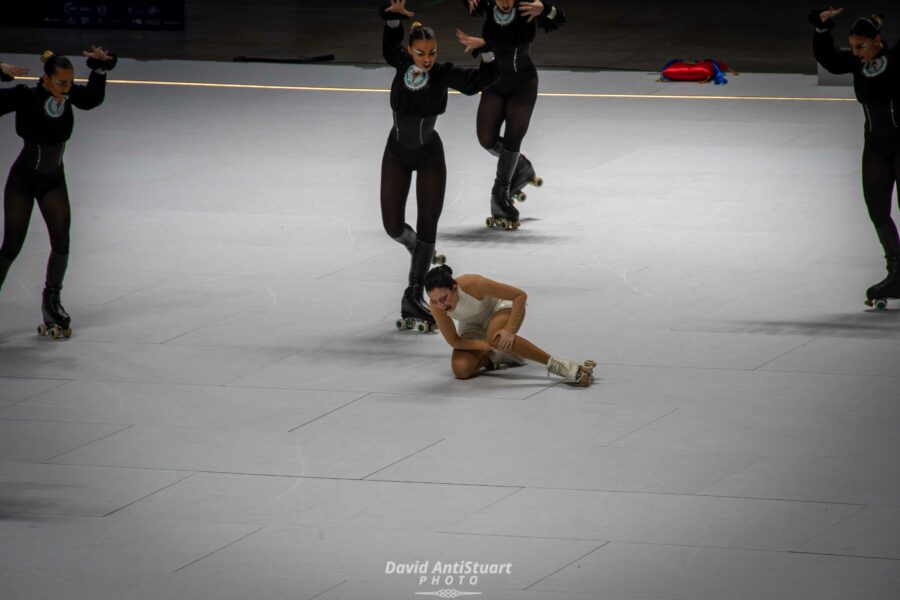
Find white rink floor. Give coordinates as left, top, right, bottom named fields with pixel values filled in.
left=1, top=56, right=899, bottom=599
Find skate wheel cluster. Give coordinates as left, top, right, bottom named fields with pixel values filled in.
left=37, top=323, right=72, bottom=339
left=865, top=298, right=889, bottom=311
left=485, top=217, right=520, bottom=230
left=576, top=359, right=597, bottom=387
left=530, top=176, right=543, bottom=188
left=512, top=191, right=527, bottom=203
left=396, top=317, right=438, bottom=333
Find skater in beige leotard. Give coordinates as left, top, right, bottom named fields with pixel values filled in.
left=424, top=264, right=595, bottom=385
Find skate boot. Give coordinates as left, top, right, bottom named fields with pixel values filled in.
left=396, top=240, right=438, bottom=332
left=38, top=252, right=72, bottom=339
left=486, top=140, right=542, bottom=203
left=486, top=149, right=521, bottom=230
left=39, top=287, right=72, bottom=338
left=0, top=253, right=11, bottom=292
left=392, top=224, right=446, bottom=265
left=397, top=285, right=437, bottom=332
left=547, top=356, right=596, bottom=387
left=865, top=252, right=900, bottom=310
left=509, top=154, right=543, bottom=203
left=865, top=224, right=900, bottom=310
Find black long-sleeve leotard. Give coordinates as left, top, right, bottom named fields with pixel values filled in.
left=814, top=29, right=899, bottom=132
left=463, top=0, right=566, bottom=78
left=383, top=18, right=498, bottom=147
left=0, top=69, right=107, bottom=172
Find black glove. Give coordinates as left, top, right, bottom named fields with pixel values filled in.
left=380, top=4, right=410, bottom=20
left=86, top=53, right=117, bottom=72
left=808, top=9, right=836, bottom=30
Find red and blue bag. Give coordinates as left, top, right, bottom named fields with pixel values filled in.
left=659, top=59, right=736, bottom=85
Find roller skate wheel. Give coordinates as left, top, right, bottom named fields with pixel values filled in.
left=396, top=319, right=407, bottom=330
left=513, top=192, right=527, bottom=203
left=500, top=220, right=509, bottom=230
left=417, top=322, right=427, bottom=333
left=875, top=299, right=888, bottom=311
left=486, top=217, right=495, bottom=228
left=433, top=253, right=446, bottom=265
left=49, top=326, right=62, bottom=339
left=62, top=328, right=73, bottom=338
left=38, top=324, right=48, bottom=336
left=531, top=177, right=543, bottom=187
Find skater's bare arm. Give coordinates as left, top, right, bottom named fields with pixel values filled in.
left=432, top=306, right=493, bottom=351
left=470, top=275, right=527, bottom=334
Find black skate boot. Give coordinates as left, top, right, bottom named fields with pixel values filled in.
left=392, top=224, right=446, bottom=265
left=509, top=154, right=542, bottom=203
left=396, top=240, right=438, bottom=332
left=865, top=224, right=900, bottom=310
left=486, top=139, right=541, bottom=203
left=0, top=253, right=11, bottom=292
left=486, top=149, right=521, bottom=230
left=38, top=251, right=72, bottom=339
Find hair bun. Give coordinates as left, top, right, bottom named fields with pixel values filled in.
left=439, top=264, right=453, bottom=276
left=872, top=13, right=885, bottom=29
left=41, top=50, right=55, bottom=63
left=411, top=21, right=423, bottom=30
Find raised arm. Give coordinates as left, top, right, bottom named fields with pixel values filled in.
left=520, top=1, right=567, bottom=32
left=382, top=0, right=414, bottom=68
left=1, top=61, right=29, bottom=82
left=69, top=47, right=117, bottom=110
left=462, top=0, right=489, bottom=17
left=809, top=7, right=857, bottom=74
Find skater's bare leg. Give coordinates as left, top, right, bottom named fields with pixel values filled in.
left=486, top=310, right=550, bottom=364
left=451, top=349, right=492, bottom=379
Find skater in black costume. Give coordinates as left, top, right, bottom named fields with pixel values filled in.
left=810, top=7, right=900, bottom=309
left=457, top=0, right=566, bottom=229
left=0, top=47, right=117, bottom=337
left=379, top=0, right=499, bottom=331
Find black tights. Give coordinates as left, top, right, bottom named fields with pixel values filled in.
left=862, top=132, right=900, bottom=251
left=380, top=137, right=446, bottom=245
left=476, top=75, right=539, bottom=153
left=2, top=169, right=71, bottom=262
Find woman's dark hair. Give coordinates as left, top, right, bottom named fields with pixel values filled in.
left=408, top=21, right=436, bottom=46
left=41, top=51, right=73, bottom=75
left=425, top=264, right=455, bottom=292
left=850, top=14, right=885, bottom=38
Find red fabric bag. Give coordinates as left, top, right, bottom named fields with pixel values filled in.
left=660, top=59, right=735, bottom=85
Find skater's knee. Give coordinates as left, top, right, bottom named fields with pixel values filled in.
left=478, top=133, right=499, bottom=151
left=451, top=357, right=478, bottom=379
left=49, top=236, right=70, bottom=256
left=383, top=222, right=405, bottom=240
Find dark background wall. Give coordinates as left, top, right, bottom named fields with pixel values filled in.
left=0, top=1, right=892, bottom=73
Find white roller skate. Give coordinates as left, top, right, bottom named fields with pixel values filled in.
left=547, top=356, right=596, bottom=387
left=486, top=349, right=527, bottom=370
